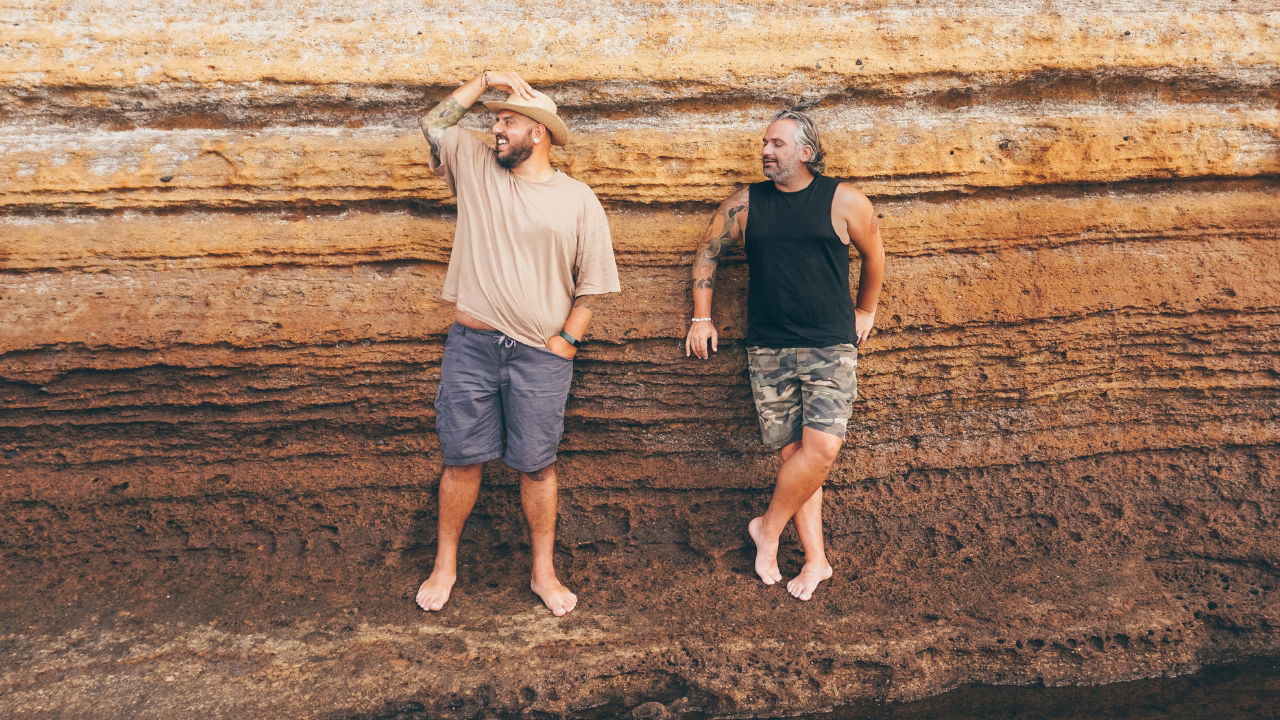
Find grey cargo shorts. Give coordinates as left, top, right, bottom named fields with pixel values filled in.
left=434, top=323, right=573, bottom=473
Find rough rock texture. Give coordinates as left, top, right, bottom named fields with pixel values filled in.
left=1, top=1, right=1277, bottom=718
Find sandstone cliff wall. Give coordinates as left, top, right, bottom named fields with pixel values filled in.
left=1, top=2, right=1277, bottom=718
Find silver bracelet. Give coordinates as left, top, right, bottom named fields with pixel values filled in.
left=691, top=317, right=712, bottom=323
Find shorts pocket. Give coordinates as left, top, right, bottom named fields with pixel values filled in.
left=434, top=389, right=502, bottom=464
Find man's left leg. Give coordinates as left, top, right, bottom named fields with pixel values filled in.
left=505, top=342, right=577, bottom=616
left=769, top=441, right=835, bottom=599
left=762, top=440, right=834, bottom=597
left=748, top=427, right=842, bottom=585
left=520, top=463, right=578, bottom=616
left=748, top=344, right=855, bottom=590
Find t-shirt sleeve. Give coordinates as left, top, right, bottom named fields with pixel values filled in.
left=574, top=192, right=621, bottom=296
left=428, top=125, right=488, bottom=194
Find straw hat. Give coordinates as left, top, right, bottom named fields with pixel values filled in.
left=483, top=90, right=570, bottom=146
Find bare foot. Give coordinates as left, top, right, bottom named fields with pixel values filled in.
left=787, top=561, right=833, bottom=601
left=415, top=571, right=455, bottom=612
left=748, top=516, right=783, bottom=585
left=531, top=576, right=578, bottom=617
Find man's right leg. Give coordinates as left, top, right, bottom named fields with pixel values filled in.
left=416, top=462, right=483, bottom=611
left=787, top=485, right=833, bottom=600
left=418, top=323, right=503, bottom=611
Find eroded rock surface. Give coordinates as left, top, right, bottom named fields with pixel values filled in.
left=1, top=1, right=1277, bottom=718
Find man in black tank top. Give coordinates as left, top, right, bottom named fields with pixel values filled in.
left=684, top=110, right=886, bottom=600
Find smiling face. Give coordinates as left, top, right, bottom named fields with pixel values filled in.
left=492, top=110, right=543, bottom=169
left=761, top=118, right=813, bottom=184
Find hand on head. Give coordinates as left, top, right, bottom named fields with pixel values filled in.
left=485, top=70, right=538, bottom=101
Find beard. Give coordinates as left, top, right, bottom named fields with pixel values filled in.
left=762, top=157, right=797, bottom=183
left=495, top=135, right=534, bottom=169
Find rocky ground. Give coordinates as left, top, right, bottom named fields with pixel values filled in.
left=3, top=479, right=1277, bottom=719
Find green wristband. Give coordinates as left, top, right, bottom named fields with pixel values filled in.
left=558, top=330, right=580, bottom=347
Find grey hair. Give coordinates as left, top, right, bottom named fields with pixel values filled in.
left=771, top=109, right=826, bottom=174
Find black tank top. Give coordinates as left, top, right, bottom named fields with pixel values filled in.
left=745, top=174, right=855, bottom=348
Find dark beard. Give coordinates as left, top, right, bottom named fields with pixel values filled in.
left=496, top=143, right=533, bottom=169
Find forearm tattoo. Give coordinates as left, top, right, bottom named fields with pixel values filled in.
left=422, top=97, right=467, bottom=157
left=692, top=199, right=746, bottom=289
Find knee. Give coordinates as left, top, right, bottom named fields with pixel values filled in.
left=443, top=462, right=484, bottom=480
left=805, top=434, right=843, bottom=467
left=522, top=463, right=557, bottom=483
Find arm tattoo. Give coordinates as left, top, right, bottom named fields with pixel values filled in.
left=692, top=198, right=746, bottom=289
left=422, top=97, right=467, bottom=157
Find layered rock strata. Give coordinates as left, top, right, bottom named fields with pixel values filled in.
left=1, top=1, right=1277, bottom=718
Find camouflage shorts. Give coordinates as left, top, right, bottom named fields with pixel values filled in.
left=746, top=344, right=858, bottom=450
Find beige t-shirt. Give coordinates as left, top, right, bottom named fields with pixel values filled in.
left=430, top=125, right=620, bottom=348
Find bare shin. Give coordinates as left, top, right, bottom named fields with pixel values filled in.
left=519, top=465, right=561, bottom=581
left=433, top=463, right=484, bottom=574
left=761, top=427, right=842, bottom=539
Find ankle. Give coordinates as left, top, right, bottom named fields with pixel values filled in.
left=756, top=516, right=784, bottom=542
left=530, top=570, right=560, bottom=587
left=429, top=562, right=457, bottom=580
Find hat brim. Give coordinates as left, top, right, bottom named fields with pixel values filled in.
left=482, top=101, right=569, bottom=146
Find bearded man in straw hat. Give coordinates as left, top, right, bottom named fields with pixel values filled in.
left=414, top=71, right=620, bottom=617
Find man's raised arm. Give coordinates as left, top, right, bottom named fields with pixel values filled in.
left=685, top=186, right=749, bottom=359
left=420, top=71, right=536, bottom=158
